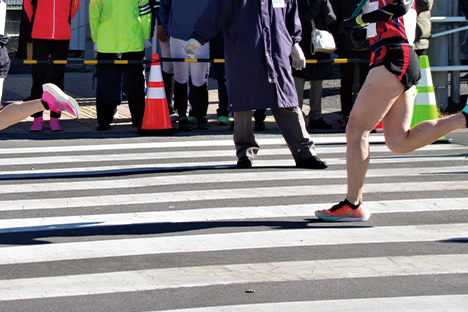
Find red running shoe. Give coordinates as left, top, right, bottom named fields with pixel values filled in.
left=315, top=199, right=371, bottom=222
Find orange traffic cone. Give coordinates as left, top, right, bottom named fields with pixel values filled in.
left=373, top=119, right=383, bottom=133
left=138, top=54, right=176, bottom=135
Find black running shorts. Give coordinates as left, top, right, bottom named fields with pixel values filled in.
left=369, top=43, right=421, bottom=91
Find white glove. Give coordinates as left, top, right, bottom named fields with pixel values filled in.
left=144, top=40, right=152, bottom=49
left=184, top=39, right=201, bottom=58
left=93, top=42, right=98, bottom=59
left=291, top=42, right=306, bottom=70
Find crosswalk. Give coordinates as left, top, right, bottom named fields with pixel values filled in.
left=0, top=134, right=467, bottom=311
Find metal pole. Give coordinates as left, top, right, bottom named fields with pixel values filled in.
left=432, top=65, right=468, bottom=71
left=431, top=16, right=467, bottom=22
left=428, top=0, right=450, bottom=109
left=432, top=25, right=468, bottom=38
left=451, top=0, right=461, bottom=107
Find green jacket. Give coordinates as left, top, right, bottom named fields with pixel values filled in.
left=89, top=0, right=152, bottom=53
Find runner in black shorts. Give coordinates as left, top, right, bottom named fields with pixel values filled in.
left=370, top=43, right=421, bottom=91
left=315, top=0, right=468, bottom=222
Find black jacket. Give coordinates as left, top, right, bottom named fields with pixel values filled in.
left=292, top=0, right=336, bottom=80
left=329, top=0, right=364, bottom=54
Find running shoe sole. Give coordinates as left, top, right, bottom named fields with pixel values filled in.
left=315, top=210, right=371, bottom=222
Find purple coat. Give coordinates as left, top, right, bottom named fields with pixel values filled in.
left=191, top=0, right=302, bottom=111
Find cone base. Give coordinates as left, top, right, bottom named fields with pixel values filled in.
left=433, top=137, right=452, bottom=144
left=138, top=127, right=177, bottom=136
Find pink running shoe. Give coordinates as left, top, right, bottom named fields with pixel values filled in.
left=31, top=117, right=44, bottom=132
left=49, top=117, right=62, bottom=131
left=315, top=200, right=371, bottom=222
left=42, top=83, right=80, bottom=118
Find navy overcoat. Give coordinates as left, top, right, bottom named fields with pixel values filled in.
left=191, top=0, right=302, bottom=111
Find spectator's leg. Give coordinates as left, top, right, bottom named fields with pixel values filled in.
left=233, top=110, right=259, bottom=159
left=124, top=51, right=146, bottom=128
left=190, top=42, right=210, bottom=125
left=170, top=38, right=190, bottom=119
left=49, top=39, right=69, bottom=119
left=340, top=61, right=354, bottom=120
left=160, top=39, right=175, bottom=109
left=96, top=53, right=122, bottom=128
left=271, top=106, right=317, bottom=162
left=293, top=76, right=305, bottom=109
left=30, top=39, right=51, bottom=118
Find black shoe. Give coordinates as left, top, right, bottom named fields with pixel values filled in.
left=178, top=118, right=192, bottom=131
left=197, top=122, right=209, bottom=130
left=168, top=105, right=176, bottom=115
left=237, top=156, right=253, bottom=168
left=309, top=118, right=332, bottom=129
left=96, top=124, right=110, bottom=131
left=296, top=156, right=328, bottom=169
left=197, top=118, right=209, bottom=130
left=254, top=121, right=265, bottom=131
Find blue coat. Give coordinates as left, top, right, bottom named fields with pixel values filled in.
left=191, top=0, right=302, bottom=111
left=159, top=0, right=209, bottom=41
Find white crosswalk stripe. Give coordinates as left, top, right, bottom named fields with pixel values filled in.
left=0, top=134, right=467, bottom=311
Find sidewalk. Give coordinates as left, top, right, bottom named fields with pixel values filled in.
left=1, top=71, right=344, bottom=137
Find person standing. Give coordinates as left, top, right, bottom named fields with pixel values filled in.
left=89, top=0, right=152, bottom=131
left=293, top=0, right=336, bottom=130
left=210, top=31, right=230, bottom=126
left=413, top=0, right=433, bottom=56
left=24, top=0, right=80, bottom=132
left=159, top=0, right=210, bottom=131
left=151, top=0, right=176, bottom=118
left=184, top=0, right=327, bottom=169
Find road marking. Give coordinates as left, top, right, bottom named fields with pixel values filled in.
left=1, top=180, right=468, bottom=211
left=0, top=136, right=386, bottom=155
left=2, top=153, right=467, bottom=179
left=1, top=254, right=467, bottom=301
left=152, top=295, right=468, bottom=312
left=1, top=165, right=467, bottom=195
left=1, top=197, right=467, bottom=233
left=1, top=143, right=464, bottom=166
left=0, top=223, right=466, bottom=265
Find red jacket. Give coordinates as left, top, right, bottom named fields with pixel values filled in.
left=24, top=0, right=80, bottom=40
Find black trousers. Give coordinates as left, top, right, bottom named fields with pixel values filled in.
left=209, top=39, right=229, bottom=118
left=96, top=51, right=146, bottom=127
left=339, top=50, right=370, bottom=118
left=31, top=39, right=69, bottom=118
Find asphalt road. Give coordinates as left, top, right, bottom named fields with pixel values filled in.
left=0, top=128, right=467, bottom=311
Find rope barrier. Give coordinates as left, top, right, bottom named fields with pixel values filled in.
left=10, top=58, right=371, bottom=65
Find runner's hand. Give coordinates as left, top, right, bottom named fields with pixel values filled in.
left=339, top=17, right=358, bottom=34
